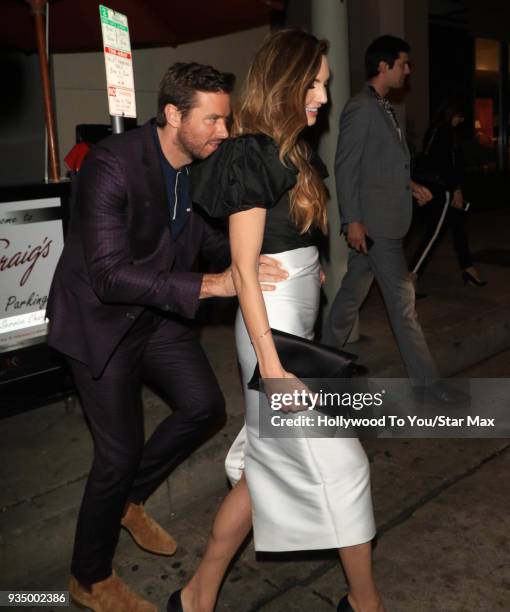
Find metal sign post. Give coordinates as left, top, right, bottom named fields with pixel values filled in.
left=99, top=5, right=137, bottom=135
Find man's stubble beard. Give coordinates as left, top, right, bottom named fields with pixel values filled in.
left=175, top=124, right=208, bottom=161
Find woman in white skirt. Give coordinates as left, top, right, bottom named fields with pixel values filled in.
left=168, top=29, right=383, bottom=612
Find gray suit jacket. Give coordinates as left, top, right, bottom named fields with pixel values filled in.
left=335, top=83, right=412, bottom=239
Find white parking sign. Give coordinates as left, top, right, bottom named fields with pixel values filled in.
left=99, top=4, right=136, bottom=118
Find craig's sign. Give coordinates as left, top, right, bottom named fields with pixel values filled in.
left=0, top=197, right=64, bottom=352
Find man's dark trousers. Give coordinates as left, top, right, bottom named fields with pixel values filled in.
left=325, top=237, right=438, bottom=382
left=69, top=311, right=225, bottom=584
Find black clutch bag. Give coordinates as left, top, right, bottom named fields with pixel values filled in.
left=247, top=328, right=357, bottom=391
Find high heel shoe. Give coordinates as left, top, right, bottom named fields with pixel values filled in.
left=462, top=270, right=487, bottom=287
left=167, top=589, right=183, bottom=612
left=338, top=594, right=354, bottom=611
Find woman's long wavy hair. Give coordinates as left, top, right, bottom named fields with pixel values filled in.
left=232, top=29, right=329, bottom=234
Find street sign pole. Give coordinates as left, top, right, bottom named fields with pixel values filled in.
left=111, top=115, right=124, bottom=135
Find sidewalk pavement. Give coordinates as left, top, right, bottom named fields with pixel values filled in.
left=0, top=209, right=509, bottom=611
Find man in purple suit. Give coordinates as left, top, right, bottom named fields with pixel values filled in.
left=47, top=63, right=286, bottom=611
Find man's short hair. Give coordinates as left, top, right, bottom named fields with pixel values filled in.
left=156, top=62, right=235, bottom=127
left=365, top=35, right=410, bottom=79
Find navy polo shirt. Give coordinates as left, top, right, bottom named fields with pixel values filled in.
left=152, top=124, right=192, bottom=240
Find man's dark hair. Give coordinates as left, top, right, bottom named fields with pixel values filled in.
left=365, top=35, right=410, bottom=80
left=156, top=62, right=235, bottom=126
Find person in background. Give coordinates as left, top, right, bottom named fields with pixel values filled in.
left=323, top=35, right=443, bottom=394
left=409, top=102, right=487, bottom=288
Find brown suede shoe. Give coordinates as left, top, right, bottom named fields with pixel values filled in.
left=69, top=571, right=156, bottom=611
left=121, top=502, right=177, bottom=556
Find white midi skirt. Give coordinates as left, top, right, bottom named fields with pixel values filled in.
left=226, top=246, right=376, bottom=552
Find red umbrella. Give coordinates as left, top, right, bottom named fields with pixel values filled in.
left=3, top=0, right=285, bottom=53
left=3, top=0, right=284, bottom=181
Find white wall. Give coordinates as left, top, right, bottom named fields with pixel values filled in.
left=52, top=25, right=270, bottom=173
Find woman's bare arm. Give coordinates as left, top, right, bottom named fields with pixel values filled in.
left=229, top=207, right=285, bottom=379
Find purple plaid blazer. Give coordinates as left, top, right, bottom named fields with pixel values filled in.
left=47, top=120, right=228, bottom=378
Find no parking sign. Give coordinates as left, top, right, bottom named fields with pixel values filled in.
left=99, top=4, right=137, bottom=118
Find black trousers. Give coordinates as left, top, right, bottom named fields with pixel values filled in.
left=68, top=311, right=226, bottom=585
left=409, top=191, right=473, bottom=277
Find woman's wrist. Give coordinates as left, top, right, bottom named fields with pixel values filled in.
left=250, top=327, right=285, bottom=377
left=259, top=356, right=286, bottom=379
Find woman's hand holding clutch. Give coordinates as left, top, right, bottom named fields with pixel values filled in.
left=262, top=372, right=313, bottom=413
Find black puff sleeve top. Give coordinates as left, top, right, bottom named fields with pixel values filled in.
left=190, top=133, right=325, bottom=254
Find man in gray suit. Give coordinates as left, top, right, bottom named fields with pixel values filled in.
left=325, top=35, right=438, bottom=385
